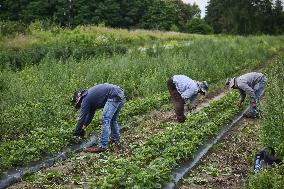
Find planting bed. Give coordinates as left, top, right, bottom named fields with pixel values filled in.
left=7, top=92, right=244, bottom=188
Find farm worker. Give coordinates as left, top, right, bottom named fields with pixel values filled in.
left=71, top=83, right=125, bottom=153
left=167, top=75, right=209, bottom=123
left=225, top=72, right=267, bottom=118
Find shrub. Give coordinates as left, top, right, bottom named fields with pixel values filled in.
left=0, top=20, right=27, bottom=37
left=185, top=18, right=213, bottom=34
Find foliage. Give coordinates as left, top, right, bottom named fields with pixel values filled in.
left=248, top=166, right=284, bottom=189
left=205, top=0, right=284, bottom=34
left=0, top=25, right=191, bottom=71
left=0, top=20, right=27, bottom=37
left=139, top=0, right=183, bottom=31
left=24, top=92, right=243, bottom=188
left=261, top=54, right=284, bottom=157
left=185, top=18, right=214, bottom=34
left=0, top=0, right=200, bottom=32
left=248, top=52, right=284, bottom=189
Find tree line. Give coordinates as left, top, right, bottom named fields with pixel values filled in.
left=0, top=0, right=203, bottom=33
left=205, top=0, right=284, bottom=34
left=0, top=0, right=283, bottom=35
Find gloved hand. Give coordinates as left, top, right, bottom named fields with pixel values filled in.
left=252, top=102, right=257, bottom=109
left=236, top=100, right=243, bottom=107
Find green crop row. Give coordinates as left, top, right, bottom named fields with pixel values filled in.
left=23, top=92, right=241, bottom=188
left=248, top=53, right=284, bottom=189
left=0, top=93, right=169, bottom=174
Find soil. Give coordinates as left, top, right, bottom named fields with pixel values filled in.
left=179, top=118, right=261, bottom=189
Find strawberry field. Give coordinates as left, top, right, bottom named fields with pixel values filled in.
left=0, top=25, right=284, bottom=188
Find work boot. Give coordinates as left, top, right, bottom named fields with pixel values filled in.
left=84, top=146, right=106, bottom=153
left=244, top=112, right=257, bottom=119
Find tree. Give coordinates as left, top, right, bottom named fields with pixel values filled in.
left=0, top=0, right=29, bottom=21
left=119, top=0, right=151, bottom=28
left=185, top=18, right=213, bottom=34
left=272, top=0, right=284, bottom=34
left=205, top=0, right=283, bottom=34
left=21, top=0, right=57, bottom=23
left=93, top=0, right=122, bottom=27
left=139, top=0, right=183, bottom=31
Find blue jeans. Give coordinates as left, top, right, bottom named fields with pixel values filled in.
left=99, top=97, right=124, bottom=149
left=250, top=77, right=267, bottom=115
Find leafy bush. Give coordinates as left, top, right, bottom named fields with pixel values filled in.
left=170, top=24, right=179, bottom=32
left=261, top=55, right=284, bottom=157
left=0, top=43, right=128, bottom=71
left=248, top=166, right=284, bottom=189
left=0, top=20, right=27, bottom=37
left=185, top=18, right=214, bottom=34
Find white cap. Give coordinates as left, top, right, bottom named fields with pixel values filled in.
left=198, top=81, right=209, bottom=93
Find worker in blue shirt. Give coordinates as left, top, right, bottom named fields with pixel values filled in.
left=167, top=75, right=209, bottom=123
left=71, top=83, right=124, bottom=153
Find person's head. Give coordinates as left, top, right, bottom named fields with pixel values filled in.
left=198, top=81, right=209, bottom=95
left=71, top=90, right=82, bottom=110
left=225, top=78, right=237, bottom=89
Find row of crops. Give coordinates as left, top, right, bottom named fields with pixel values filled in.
left=248, top=54, right=284, bottom=188
left=15, top=92, right=242, bottom=188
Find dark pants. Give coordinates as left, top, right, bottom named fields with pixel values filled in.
left=167, top=79, right=186, bottom=123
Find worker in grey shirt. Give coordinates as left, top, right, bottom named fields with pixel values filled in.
left=167, top=75, right=209, bottom=123
left=225, top=72, right=267, bottom=118
left=71, top=83, right=124, bottom=153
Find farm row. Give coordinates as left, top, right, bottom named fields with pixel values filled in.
left=248, top=53, right=284, bottom=188
left=14, top=92, right=243, bottom=188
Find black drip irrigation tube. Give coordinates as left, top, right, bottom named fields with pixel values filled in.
left=0, top=135, right=97, bottom=189
left=163, top=106, right=250, bottom=189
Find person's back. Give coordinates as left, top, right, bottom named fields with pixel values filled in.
left=225, top=72, right=267, bottom=118
left=237, top=72, right=264, bottom=88
left=72, top=83, right=125, bottom=153
left=84, top=84, right=124, bottom=110
left=172, top=75, right=199, bottom=95
left=167, top=75, right=208, bottom=123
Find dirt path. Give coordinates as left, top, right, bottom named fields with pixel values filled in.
left=179, top=118, right=261, bottom=189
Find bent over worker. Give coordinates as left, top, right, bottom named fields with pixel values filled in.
left=71, top=83, right=124, bottom=153
left=167, top=75, right=209, bottom=123
left=225, top=72, right=267, bottom=118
